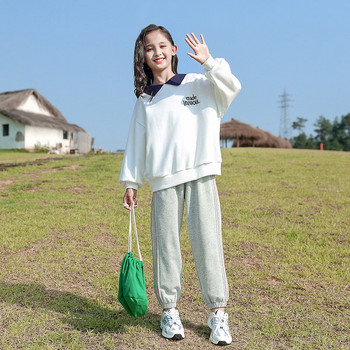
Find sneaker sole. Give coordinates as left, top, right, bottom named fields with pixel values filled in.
left=161, top=332, right=184, bottom=340
left=171, top=334, right=184, bottom=341
left=210, top=337, right=231, bottom=346
left=161, top=327, right=184, bottom=340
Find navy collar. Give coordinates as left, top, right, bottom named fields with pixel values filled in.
left=145, top=74, right=186, bottom=96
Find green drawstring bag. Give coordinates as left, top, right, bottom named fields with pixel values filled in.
left=118, top=204, right=148, bottom=317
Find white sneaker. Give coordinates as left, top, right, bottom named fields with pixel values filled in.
left=208, top=310, right=232, bottom=345
left=160, top=308, right=185, bottom=340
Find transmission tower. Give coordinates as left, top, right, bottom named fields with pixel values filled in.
left=278, top=89, right=293, bottom=140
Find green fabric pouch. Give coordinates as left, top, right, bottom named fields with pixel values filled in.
left=118, top=204, right=148, bottom=317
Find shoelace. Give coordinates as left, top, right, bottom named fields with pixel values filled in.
left=211, top=313, right=229, bottom=332
left=164, top=311, right=181, bottom=327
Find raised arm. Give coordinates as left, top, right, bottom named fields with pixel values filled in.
left=185, top=32, right=210, bottom=64
left=185, top=32, right=241, bottom=118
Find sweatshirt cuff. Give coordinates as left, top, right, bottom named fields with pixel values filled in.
left=202, top=55, right=217, bottom=71
left=126, top=182, right=138, bottom=190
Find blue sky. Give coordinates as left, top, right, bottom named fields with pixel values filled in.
left=1, top=0, right=349, bottom=151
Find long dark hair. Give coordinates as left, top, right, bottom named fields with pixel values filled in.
left=134, top=24, right=178, bottom=97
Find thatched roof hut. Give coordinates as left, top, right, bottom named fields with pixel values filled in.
left=220, top=118, right=267, bottom=147
left=276, top=136, right=292, bottom=148
left=220, top=118, right=292, bottom=148
left=0, top=89, right=84, bottom=132
left=242, top=131, right=292, bottom=148
left=0, top=89, right=90, bottom=153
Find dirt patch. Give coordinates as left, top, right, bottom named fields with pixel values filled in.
left=0, top=157, right=63, bottom=171
left=41, top=168, right=60, bottom=174
left=267, top=276, right=284, bottom=286
left=68, top=186, right=88, bottom=193
left=22, top=173, right=41, bottom=178
left=222, top=214, right=239, bottom=228
left=54, top=186, right=89, bottom=194
left=237, top=257, right=262, bottom=267
left=5, top=247, right=38, bottom=259
left=62, top=165, right=84, bottom=171
left=17, top=247, right=37, bottom=257
left=219, top=190, right=233, bottom=196
left=0, top=180, right=14, bottom=190
left=281, top=181, right=297, bottom=189
left=94, top=233, right=120, bottom=248
left=26, top=187, right=41, bottom=193
left=239, top=241, right=261, bottom=252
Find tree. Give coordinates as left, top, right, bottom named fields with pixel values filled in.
left=338, top=113, right=350, bottom=151
left=292, top=114, right=350, bottom=151
left=328, top=117, right=343, bottom=151
left=292, top=132, right=307, bottom=149
left=291, top=117, right=311, bottom=149
left=292, top=132, right=318, bottom=149
left=292, top=117, right=308, bottom=133
left=305, top=135, right=318, bottom=149
left=314, top=116, right=333, bottom=148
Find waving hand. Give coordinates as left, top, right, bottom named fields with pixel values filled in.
left=185, top=33, right=210, bottom=65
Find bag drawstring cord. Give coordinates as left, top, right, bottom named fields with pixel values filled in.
left=128, top=203, right=143, bottom=261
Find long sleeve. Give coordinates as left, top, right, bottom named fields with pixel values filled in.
left=202, top=55, right=241, bottom=118
left=119, top=99, right=147, bottom=190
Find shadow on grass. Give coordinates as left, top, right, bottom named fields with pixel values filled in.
left=0, top=282, right=208, bottom=339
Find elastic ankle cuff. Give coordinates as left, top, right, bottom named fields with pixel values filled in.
left=161, top=302, right=177, bottom=309
left=207, top=303, right=227, bottom=309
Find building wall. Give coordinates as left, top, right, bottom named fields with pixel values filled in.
left=0, top=114, right=25, bottom=149
left=0, top=113, right=89, bottom=154
left=25, top=125, right=72, bottom=152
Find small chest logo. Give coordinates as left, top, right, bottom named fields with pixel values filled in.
left=181, top=94, right=200, bottom=106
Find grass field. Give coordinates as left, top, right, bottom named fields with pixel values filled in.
left=0, top=150, right=64, bottom=164
left=0, top=148, right=349, bottom=349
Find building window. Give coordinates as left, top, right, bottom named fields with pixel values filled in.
left=63, top=131, right=68, bottom=139
left=2, top=124, right=9, bottom=136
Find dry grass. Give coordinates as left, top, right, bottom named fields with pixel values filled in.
left=0, top=148, right=349, bottom=349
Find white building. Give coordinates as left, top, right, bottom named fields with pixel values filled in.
left=0, top=89, right=90, bottom=154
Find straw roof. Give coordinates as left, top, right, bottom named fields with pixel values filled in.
left=0, top=89, right=85, bottom=132
left=245, top=131, right=292, bottom=148
left=221, top=118, right=266, bottom=140
left=221, top=118, right=292, bottom=148
left=0, top=109, right=84, bottom=132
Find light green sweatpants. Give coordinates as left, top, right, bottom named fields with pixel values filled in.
left=151, top=175, right=229, bottom=309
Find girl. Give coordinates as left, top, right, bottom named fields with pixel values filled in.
left=120, top=24, right=241, bottom=346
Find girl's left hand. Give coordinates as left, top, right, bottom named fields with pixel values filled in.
left=185, top=33, right=210, bottom=64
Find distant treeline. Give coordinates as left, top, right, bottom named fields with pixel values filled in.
left=291, top=113, right=350, bottom=151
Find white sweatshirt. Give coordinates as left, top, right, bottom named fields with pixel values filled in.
left=119, top=55, right=241, bottom=192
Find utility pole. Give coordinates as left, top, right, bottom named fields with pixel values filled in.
left=278, top=89, right=292, bottom=140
